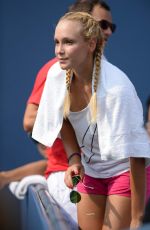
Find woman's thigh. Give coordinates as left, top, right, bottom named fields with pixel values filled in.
left=77, top=193, right=107, bottom=230
left=102, top=195, right=131, bottom=230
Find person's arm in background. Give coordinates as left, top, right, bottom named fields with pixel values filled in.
left=23, top=103, right=47, bottom=158
left=0, top=61, right=53, bottom=190
left=23, top=60, right=58, bottom=156
left=23, top=59, right=48, bottom=133
left=0, top=105, right=48, bottom=189
left=23, top=58, right=58, bottom=157
left=0, top=60, right=58, bottom=191
left=23, top=103, right=39, bottom=133
left=0, top=101, right=47, bottom=191
left=0, top=160, right=47, bottom=190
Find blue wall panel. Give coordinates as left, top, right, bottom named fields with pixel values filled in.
left=0, top=0, right=150, bottom=169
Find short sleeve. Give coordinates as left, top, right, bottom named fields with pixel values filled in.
left=27, top=58, right=57, bottom=105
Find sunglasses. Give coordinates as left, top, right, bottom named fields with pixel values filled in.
left=99, top=20, right=116, bottom=33
left=70, top=175, right=81, bottom=204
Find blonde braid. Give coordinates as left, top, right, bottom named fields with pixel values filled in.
left=63, top=69, right=72, bottom=118
left=90, top=44, right=103, bottom=123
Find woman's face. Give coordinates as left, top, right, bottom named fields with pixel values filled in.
left=54, top=19, right=95, bottom=70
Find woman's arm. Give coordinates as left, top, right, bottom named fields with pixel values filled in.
left=61, top=119, right=80, bottom=161
left=130, top=157, right=146, bottom=229
left=60, top=119, right=84, bottom=188
left=0, top=160, right=47, bottom=190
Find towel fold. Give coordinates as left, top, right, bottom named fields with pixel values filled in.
left=9, top=175, right=47, bottom=199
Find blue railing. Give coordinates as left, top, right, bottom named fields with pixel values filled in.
left=20, top=184, right=78, bottom=230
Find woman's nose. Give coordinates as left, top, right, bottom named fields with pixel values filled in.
left=56, top=44, right=65, bottom=55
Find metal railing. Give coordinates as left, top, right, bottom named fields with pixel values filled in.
left=20, top=184, right=78, bottom=230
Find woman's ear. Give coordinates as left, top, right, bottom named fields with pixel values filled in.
left=88, top=38, right=97, bottom=52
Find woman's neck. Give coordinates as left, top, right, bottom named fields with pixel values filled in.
left=72, top=59, right=94, bottom=84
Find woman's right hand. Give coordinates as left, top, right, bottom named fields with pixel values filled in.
left=64, top=162, right=84, bottom=189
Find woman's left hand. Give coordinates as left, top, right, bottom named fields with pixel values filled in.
left=64, top=162, right=84, bottom=189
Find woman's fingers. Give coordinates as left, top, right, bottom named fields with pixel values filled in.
left=64, top=163, right=84, bottom=188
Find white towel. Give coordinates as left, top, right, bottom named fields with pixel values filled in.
left=32, top=59, right=150, bottom=163
left=32, top=62, right=66, bottom=147
left=9, top=175, right=47, bottom=199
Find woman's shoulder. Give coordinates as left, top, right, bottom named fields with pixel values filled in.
left=100, top=59, right=135, bottom=97
left=101, top=59, right=130, bottom=84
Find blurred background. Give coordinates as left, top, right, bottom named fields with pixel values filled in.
left=0, top=0, right=150, bottom=229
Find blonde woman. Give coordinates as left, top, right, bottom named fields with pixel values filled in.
left=33, top=12, right=150, bottom=230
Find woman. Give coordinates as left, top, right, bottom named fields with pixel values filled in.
left=32, top=12, right=150, bottom=230
left=0, top=1, right=116, bottom=226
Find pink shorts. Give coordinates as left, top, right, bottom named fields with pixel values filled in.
left=77, top=171, right=131, bottom=197
left=146, top=166, right=150, bottom=203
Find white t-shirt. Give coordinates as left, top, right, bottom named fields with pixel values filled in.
left=68, top=106, right=129, bottom=178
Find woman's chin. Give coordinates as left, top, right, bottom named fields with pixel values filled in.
left=59, top=63, right=69, bottom=70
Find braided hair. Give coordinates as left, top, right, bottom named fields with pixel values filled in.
left=59, top=12, right=104, bottom=122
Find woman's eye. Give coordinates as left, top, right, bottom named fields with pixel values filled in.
left=65, top=40, right=74, bottom=45
left=54, top=39, right=59, bottom=45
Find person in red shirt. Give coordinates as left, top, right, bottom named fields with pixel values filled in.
left=23, top=58, right=69, bottom=178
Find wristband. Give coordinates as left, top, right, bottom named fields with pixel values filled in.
left=68, top=152, right=81, bottom=163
